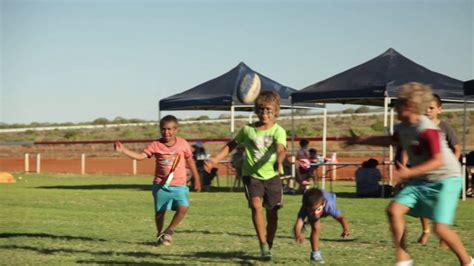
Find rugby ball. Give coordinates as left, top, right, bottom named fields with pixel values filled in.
left=238, top=73, right=261, bottom=104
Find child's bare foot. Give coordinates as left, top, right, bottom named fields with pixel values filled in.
left=417, top=232, right=430, bottom=245
left=438, top=240, right=449, bottom=249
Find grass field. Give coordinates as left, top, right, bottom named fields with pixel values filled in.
left=0, top=174, right=473, bottom=265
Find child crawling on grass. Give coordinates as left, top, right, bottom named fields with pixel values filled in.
left=294, top=188, right=350, bottom=263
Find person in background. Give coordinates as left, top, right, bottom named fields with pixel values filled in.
left=192, top=142, right=213, bottom=190
left=417, top=94, right=461, bottom=246
left=355, top=158, right=392, bottom=197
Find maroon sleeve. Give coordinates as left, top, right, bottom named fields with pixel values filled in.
left=419, top=129, right=441, bottom=158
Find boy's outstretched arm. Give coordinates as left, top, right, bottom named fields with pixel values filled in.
left=294, top=217, right=305, bottom=243
left=204, top=140, right=238, bottom=172
left=186, top=157, right=201, bottom=192
left=114, top=141, right=147, bottom=161
left=346, top=135, right=396, bottom=147
left=334, top=215, right=351, bottom=238
left=276, top=143, right=286, bottom=175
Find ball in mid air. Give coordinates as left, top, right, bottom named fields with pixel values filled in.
left=238, top=73, right=261, bottom=104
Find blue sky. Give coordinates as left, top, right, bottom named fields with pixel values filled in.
left=1, top=0, right=472, bottom=124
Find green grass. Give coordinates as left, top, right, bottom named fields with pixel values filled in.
left=1, top=174, right=473, bottom=265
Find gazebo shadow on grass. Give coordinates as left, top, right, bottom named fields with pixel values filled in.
left=35, top=184, right=150, bottom=191
left=0, top=232, right=107, bottom=242
left=200, top=186, right=245, bottom=193
left=35, top=184, right=245, bottom=193
left=79, top=251, right=261, bottom=264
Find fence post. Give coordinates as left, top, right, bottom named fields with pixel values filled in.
left=81, top=153, right=86, bottom=175
left=24, top=153, right=29, bottom=172
left=132, top=159, right=137, bottom=176
left=290, top=156, right=296, bottom=189
left=331, top=152, right=337, bottom=181
left=36, top=153, right=41, bottom=174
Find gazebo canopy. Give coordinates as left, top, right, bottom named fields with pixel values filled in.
left=159, top=62, right=297, bottom=111
left=291, top=48, right=464, bottom=106
left=465, top=80, right=474, bottom=96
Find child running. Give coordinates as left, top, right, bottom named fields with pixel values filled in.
left=417, top=93, right=462, bottom=246
left=294, top=188, right=350, bottom=263
left=347, top=82, right=472, bottom=266
left=114, top=115, right=201, bottom=246
left=205, top=91, right=287, bottom=261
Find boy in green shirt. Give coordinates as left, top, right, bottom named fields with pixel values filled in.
left=206, top=91, right=287, bottom=261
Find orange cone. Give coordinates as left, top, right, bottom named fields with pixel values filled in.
left=0, top=172, right=16, bottom=183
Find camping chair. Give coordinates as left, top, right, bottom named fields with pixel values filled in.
left=209, top=167, right=219, bottom=187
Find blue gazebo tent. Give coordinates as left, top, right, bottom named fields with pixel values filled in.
left=291, top=48, right=466, bottom=192
left=291, top=48, right=464, bottom=106
left=159, top=62, right=296, bottom=111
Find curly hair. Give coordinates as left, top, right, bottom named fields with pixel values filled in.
left=254, top=91, right=281, bottom=117
left=398, top=82, right=434, bottom=114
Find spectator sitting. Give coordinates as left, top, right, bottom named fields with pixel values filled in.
left=297, top=148, right=320, bottom=189
left=191, top=142, right=214, bottom=190
left=192, top=142, right=209, bottom=161
left=355, top=158, right=392, bottom=198
left=297, top=139, right=310, bottom=161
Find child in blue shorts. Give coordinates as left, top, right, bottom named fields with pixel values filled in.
left=347, top=83, right=473, bottom=266
left=293, top=188, right=350, bottom=263
left=115, top=115, right=201, bottom=246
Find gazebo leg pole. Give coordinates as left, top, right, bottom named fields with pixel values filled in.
left=322, top=108, right=327, bottom=190
left=231, top=105, right=235, bottom=133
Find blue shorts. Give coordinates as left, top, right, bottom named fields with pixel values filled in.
left=152, top=184, right=189, bottom=213
left=394, top=177, right=461, bottom=225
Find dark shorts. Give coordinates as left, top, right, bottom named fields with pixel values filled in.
left=243, top=175, right=283, bottom=209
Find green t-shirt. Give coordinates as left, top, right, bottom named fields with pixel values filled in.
left=234, top=123, right=287, bottom=180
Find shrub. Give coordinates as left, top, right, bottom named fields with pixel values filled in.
left=355, top=106, right=370, bottom=113
left=29, top=122, right=41, bottom=127
left=113, top=116, right=127, bottom=124
left=128, top=118, right=146, bottom=124
left=296, top=125, right=310, bottom=136
left=93, top=117, right=109, bottom=125
left=64, top=130, right=80, bottom=140
left=196, top=115, right=210, bottom=121
left=342, top=108, right=354, bottom=114
left=370, top=121, right=385, bottom=132
left=218, top=114, right=230, bottom=119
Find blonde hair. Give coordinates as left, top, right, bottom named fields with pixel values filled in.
left=398, top=82, right=434, bottom=114
left=254, top=91, right=280, bottom=117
